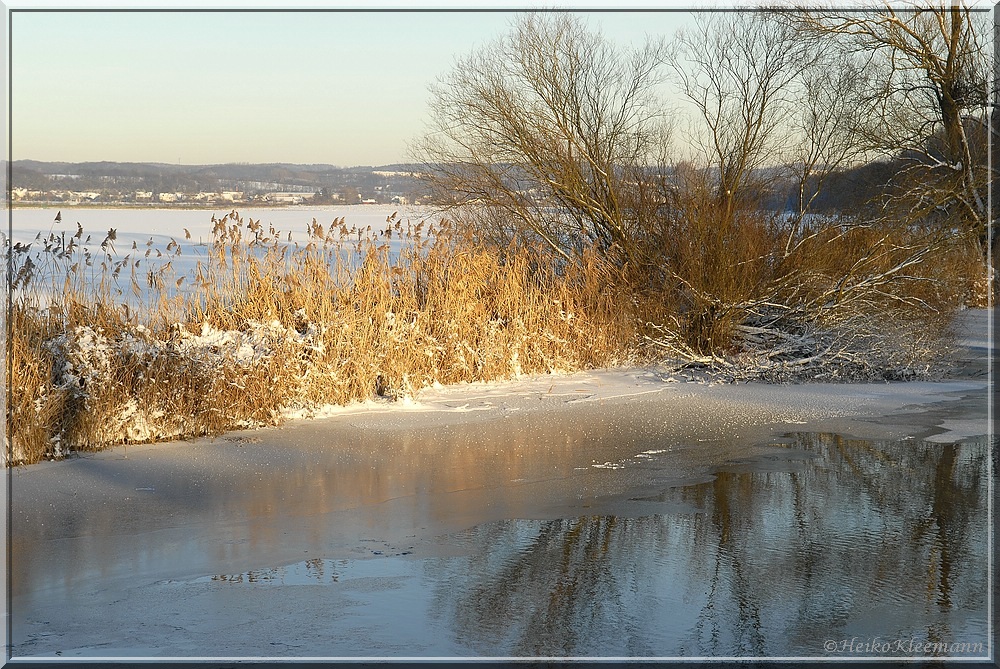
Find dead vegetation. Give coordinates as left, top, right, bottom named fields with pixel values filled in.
left=7, top=204, right=975, bottom=465
left=7, top=211, right=639, bottom=465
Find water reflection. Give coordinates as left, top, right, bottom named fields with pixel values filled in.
left=12, top=428, right=989, bottom=659
left=439, top=434, right=988, bottom=657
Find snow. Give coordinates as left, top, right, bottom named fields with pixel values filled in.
left=272, top=359, right=989, bottom=446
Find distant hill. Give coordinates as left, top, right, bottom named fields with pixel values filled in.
left=3, top=159, right=896, bottom=215
left=4, top=160, right=433, bottom=205
left=7, top=160, right=426, bottom=182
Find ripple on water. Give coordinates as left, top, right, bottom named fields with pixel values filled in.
left=131, top=433, right=991, bottom=657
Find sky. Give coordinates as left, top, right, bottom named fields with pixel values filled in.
left=8, top=3, right=700, bottom=167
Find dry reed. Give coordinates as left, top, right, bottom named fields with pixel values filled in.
left=7, top=204, right=980, bottom=465
left=8, top=211, right=638, bottom=465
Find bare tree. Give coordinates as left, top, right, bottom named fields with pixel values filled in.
left=666, top=12, right=817, bottom=224
left=413, top=10, right=968, bottom=375
left=644, top=9, right=965, bottom=371
left=795, top=3, right=992, bottom=260
left=782, top=57, right=869, bottom=257
left=412, top=12, right=673, bottom=272
left=656, top=12, right=834, bottom=354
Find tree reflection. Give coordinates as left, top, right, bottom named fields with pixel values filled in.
left=444, top=515, right=625, bottom=655
left=441, top=434, right=988, bottom=657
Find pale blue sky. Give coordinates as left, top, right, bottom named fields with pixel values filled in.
left=10, top=7, right=698, bottom=166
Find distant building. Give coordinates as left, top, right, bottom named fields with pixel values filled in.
left=373, top=170, right=423, bottom=178
left=266, top=192, right=316, bottom=204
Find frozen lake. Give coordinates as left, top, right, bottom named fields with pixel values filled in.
left=10, top=205, right=435, bottom=242
left=8, top=205, right=437, bottom=307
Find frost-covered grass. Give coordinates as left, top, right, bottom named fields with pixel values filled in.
left=8, top=211, right=638, bottom=465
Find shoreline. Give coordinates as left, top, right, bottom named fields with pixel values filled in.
left=16, top=307, right=993, bottom=470
left=275, top=305, right=991, bottom=443
left=13, top=364, right=989, bottom=547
